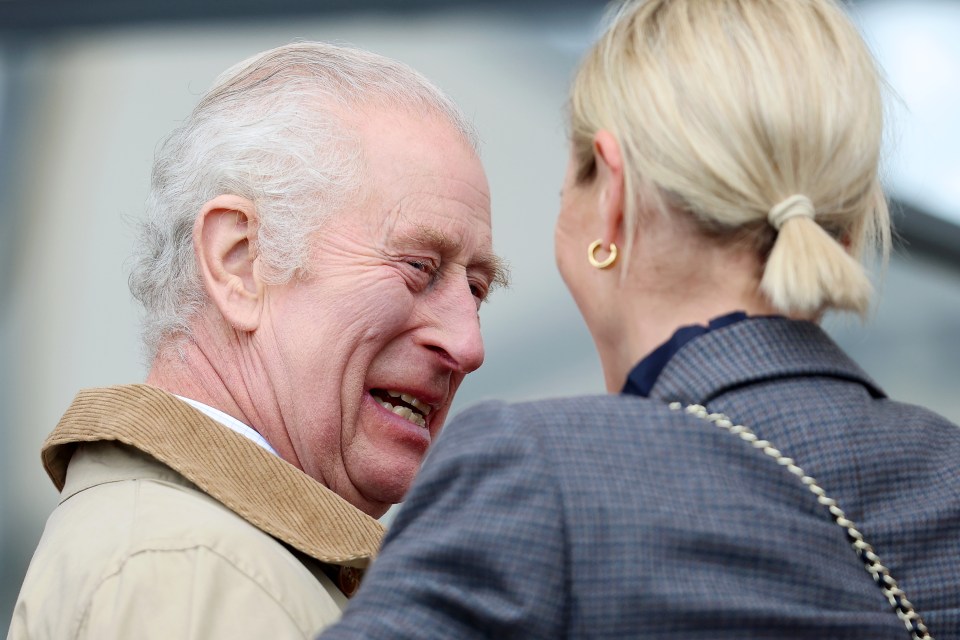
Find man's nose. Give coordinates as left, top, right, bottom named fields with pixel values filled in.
left=421, top=279, right=486, bottom=374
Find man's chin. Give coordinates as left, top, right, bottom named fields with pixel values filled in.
left=350, top=461, right=421, bottom=515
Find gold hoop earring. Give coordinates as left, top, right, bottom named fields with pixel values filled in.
left=588, top=239, right=618, bottom=269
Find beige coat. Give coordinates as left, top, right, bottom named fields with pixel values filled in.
left=8, top=385, right=384, bottom=640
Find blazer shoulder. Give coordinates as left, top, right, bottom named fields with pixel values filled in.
left=444, top=394, right=692, bottom=452
left=457, top=393, right=673, bottom=422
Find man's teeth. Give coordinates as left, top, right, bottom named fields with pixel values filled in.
left=392, top=404, right=427, bottom=428
left=373, top=391, right=430, bottom=429
left=385, top=390, right=432, bottom=416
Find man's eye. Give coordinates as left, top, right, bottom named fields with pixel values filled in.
left=408, top=260, right=434, bottom=274
left=470, top=282, right=489, bottom=303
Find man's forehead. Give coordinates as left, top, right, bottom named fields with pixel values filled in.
left=357, top=110, right=486, bottom=189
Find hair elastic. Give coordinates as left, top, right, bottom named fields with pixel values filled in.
left=768, top=195, right=815, bottom=231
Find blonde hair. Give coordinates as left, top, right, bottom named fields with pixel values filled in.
left=570, top=0, right=890, bottom=317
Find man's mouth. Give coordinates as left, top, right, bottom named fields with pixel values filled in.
left=369, top=389, right=432, bottom=429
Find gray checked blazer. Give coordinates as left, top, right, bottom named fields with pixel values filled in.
left=320, top=318, right=960, bottom=639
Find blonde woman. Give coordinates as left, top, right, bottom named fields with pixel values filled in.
left=320, top=1, right=959, bottom=638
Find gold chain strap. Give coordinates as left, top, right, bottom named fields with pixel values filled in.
left=670, top=403, right=933, bottom=640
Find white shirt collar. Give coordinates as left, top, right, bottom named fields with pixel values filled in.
left=174, top=395, right=278, bottom=457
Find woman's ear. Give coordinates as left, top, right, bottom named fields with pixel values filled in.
left=193, top=195, right=264, bottom=332
left=593, top=130, right=625, bottom=249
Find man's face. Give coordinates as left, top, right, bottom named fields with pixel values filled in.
left=259, top=108, right=498, bottom=516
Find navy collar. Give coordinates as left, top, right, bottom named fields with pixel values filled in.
left=621, top=312, right=764, bottom=398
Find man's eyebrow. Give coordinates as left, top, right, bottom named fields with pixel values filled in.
left=401, top=225, right=511, bottom=290
left=472, top=250, right=511, bottom=292
left=401, top=225, right=463, bottom=255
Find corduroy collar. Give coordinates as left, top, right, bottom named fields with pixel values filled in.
left=42, top=384, right=384, bottom=568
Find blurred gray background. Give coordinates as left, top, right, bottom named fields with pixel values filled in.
left=2, top=0, right=958, bottom=628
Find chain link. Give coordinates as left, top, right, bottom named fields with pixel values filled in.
left=670, top=403, right=933, bottom=640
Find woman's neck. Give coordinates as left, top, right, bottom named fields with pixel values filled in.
left=591, top=242, right=786, bottom=393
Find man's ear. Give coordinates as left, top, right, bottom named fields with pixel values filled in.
left=593, top=130, right=625, bottom=250
left=193, top=195, right=264, bottom=332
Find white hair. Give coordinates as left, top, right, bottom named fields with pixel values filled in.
left=129, top=42, right=478, bottom=359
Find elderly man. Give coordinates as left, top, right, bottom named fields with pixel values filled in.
left=9, top=42, right=505, bottom=640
